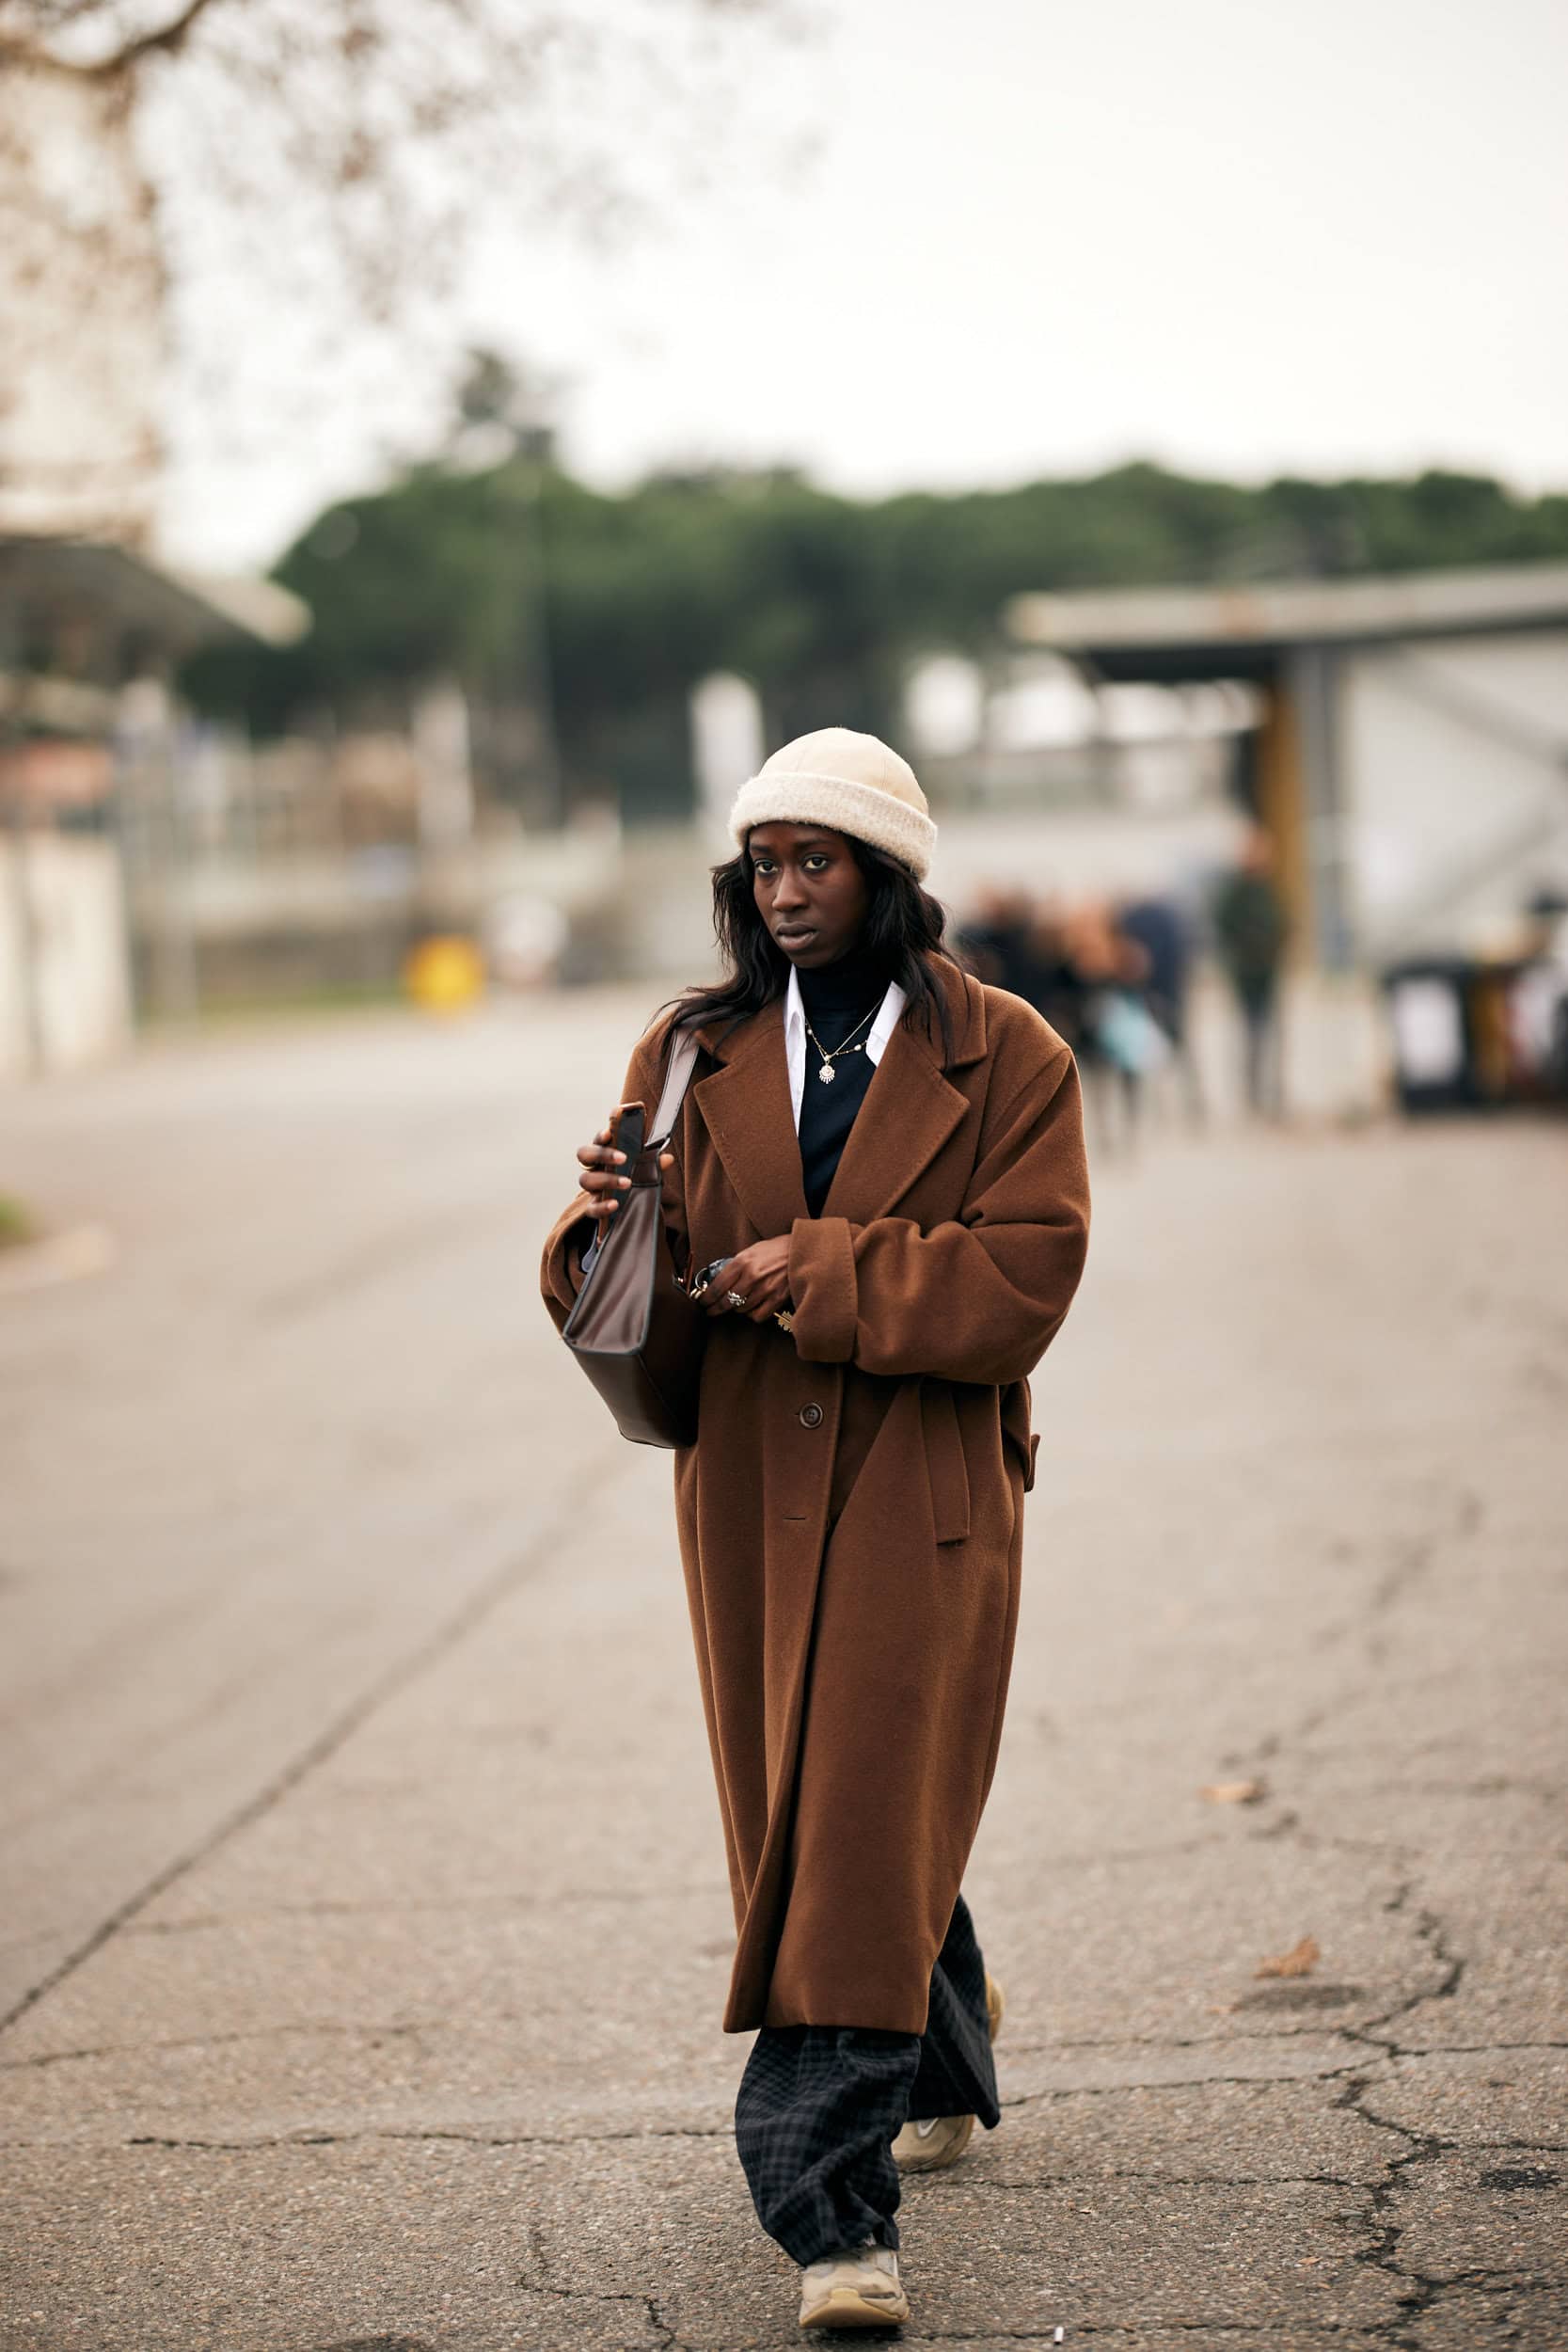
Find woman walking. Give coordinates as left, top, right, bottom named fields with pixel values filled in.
left=541, top=730, right=1090, bottom=2330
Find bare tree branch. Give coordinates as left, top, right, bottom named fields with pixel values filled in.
left=0, top=1, right=226, bottom=72
left=1, top=0, right=804, bottom=547
left=102, top=0, right=223, bottom=70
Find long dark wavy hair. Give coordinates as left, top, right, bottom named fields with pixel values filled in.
left=661, top=834, right=960, bottom=1068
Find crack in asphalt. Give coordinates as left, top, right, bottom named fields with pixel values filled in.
left=972, top=2170, right=1373, bottom=2191
left=8, top=2122, right=1563, bottom=2173
left=113, top=1883, right=731, bottom=1934
left=509, top=2279, right=686, bottom=2352
left=10, top=2015, right=1548, bottom=2085
left=1220, top=1821, right=1564, bottom=2341
left=0, top=2019, right=436, bottom=2072
left=1174, top=1480, right=1568, bottom=2348
left=1001, top=2025, right=1367, bottom=2054
left=101, top=2122, right=735, bottom=2153
left=912, top=2328, right=1378, bottom=2343
left=515, top=2225, right=692, bottom=2352
left=8, top=1275, right=1560, bottom=2346
left=0, top=1483, right=618, bottom=2042
left=1385, top=2042, right=1568, bottom=2056
left=1003, top=2064, right=1372, bottom=2112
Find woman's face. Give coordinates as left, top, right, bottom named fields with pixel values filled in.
left=748, top=823, right=870, bottom=969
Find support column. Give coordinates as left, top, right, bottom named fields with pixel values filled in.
left=1254, top=666, right=1313, bottom=964
left=1289, top=644, right=1355, bottom=972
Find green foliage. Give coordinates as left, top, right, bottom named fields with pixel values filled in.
left=183, top=450, right=1568, bottom=822
left=0, top=1195, right=37, bottom=1250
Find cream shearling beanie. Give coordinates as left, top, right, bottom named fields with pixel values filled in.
left=728, top=727, right=937, bottom=882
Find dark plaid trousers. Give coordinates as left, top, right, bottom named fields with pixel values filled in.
left=734, top=1895, right=1000, bottom=2266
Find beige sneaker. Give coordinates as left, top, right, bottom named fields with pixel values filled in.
left=799, top=2244, right=910, bottom=2329
left=891, top=2108, right=974, bottom=2171
left=891, top=1972, right=1005, bottom=2174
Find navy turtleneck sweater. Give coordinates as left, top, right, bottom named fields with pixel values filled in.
left=796, top=941, right=893, bottom=1217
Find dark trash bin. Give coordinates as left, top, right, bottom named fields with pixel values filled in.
left=1384, top=959, right=1475, bottom=1111
left=1385, top=955, right=1568, bottom=1112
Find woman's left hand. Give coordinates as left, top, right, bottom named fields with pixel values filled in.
left=704, top=1235, right=792, bottom=1323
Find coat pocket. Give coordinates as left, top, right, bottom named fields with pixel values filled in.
left=920, top=1380, right=972, bottom=1544
left=1000, top=1377, right=1037, bottom=1492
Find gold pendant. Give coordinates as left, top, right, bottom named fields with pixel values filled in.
left=817, top=1062, right=835, bottom=1083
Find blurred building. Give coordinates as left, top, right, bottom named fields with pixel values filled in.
left=0, top=46, right=325, bottom=1068
left=1006, top=564, right=1568, bottom=971
left=0, top=538, right=306, bottom=1076
left=0, top=55, right=164, bottom=547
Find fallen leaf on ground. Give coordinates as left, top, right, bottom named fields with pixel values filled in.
left=1201, top=1777, right=1267, bottom=1805
left=1256, top=1933, right=1321, bottom=1979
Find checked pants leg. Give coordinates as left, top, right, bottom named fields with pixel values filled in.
left=734, top=1896, right=1000, bottom=2265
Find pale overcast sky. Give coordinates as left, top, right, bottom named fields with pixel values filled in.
left=163, top=0, right=1568, bottom=570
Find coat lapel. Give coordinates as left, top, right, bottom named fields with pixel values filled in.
left=689, top=961, right=985, bottom=1238
left=690, top=997, right=810, bottom=1238
left=820, top=1011, right=972, bottom=1226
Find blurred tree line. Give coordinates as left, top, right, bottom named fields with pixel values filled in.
left=189, top=361, right=1568, bottom=827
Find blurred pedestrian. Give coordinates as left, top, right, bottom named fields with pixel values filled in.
left=958, top=882, right=1037, bottom=998
left=1065, top=897, right=1162, bottom=1155
left=1027, top=897, right=1092, bottom=1050
left=1118, top=889, right=1203, bottom=1125
left=1212, top=827, right=1289, bottom=1116
left=960, top=886, right=1088, bottom=1058
left=542, top=729, right=1090, bottom=2333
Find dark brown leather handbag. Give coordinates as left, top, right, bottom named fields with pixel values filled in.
left=561, top=1024, right=705, bottom=1449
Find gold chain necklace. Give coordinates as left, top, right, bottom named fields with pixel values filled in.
left=804, top=998, right=879, bottom=1085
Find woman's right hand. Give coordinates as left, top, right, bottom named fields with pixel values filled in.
left=576, top=1108, right=675, bottom=1224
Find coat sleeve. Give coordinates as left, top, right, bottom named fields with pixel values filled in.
left=539, top=1014, right=689, bottom=1335
left=784, top=1043, right=1089, bottom=1383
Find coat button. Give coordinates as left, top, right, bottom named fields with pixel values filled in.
left=798, top=1402, right=824, bottom=1429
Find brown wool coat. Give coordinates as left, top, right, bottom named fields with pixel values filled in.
left=541, top=956, right=1090, bottom=2035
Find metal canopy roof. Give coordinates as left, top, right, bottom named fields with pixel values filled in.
left=0, top=536, right=309, bottom=660
left=1006, top=563, right=1568, bottom=683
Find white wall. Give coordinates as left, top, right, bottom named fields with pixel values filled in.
left=1341, top=628, right=1568, bottom=956
left=0, top=837, right=134, bottom=1079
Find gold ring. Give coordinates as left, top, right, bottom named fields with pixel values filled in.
left=725, top=1290, right=749, bottom=1311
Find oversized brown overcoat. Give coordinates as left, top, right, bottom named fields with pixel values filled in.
left=541, top=954, right=1089, bottom=2035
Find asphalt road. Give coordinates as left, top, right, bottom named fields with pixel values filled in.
left=1, top=993, right=1564, bottom=2351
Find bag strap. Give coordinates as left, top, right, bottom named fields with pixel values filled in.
left=578, top=1021, right=700, bottom=1282
left=649, top=1022, right=702, bottom=1147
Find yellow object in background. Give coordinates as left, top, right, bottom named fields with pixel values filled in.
left=404, top=934, right=484, bottom=1013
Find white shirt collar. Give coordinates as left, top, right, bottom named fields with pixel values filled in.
left=784, top=964, right=907, bottom=1133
